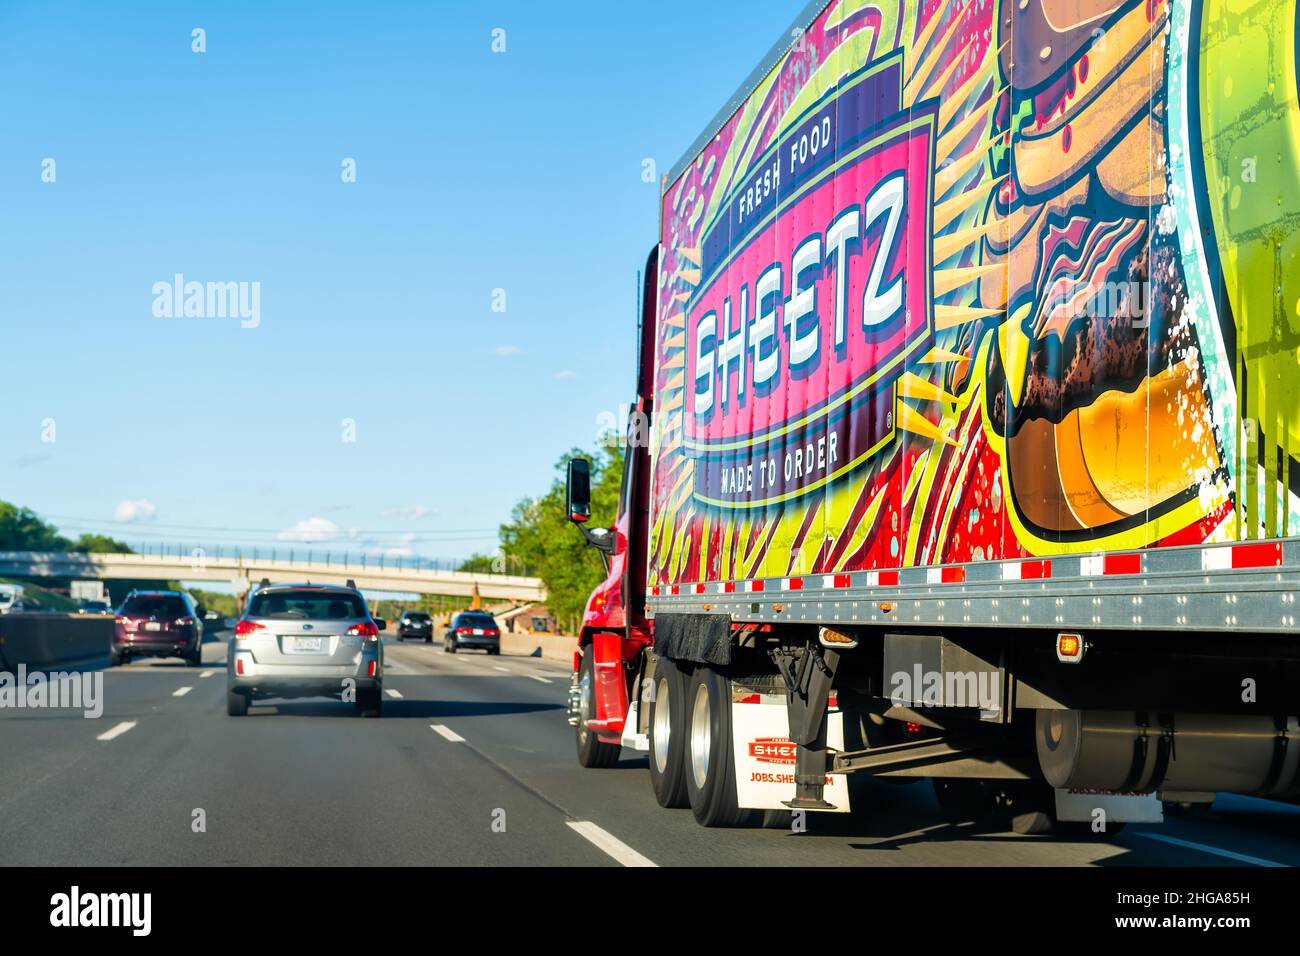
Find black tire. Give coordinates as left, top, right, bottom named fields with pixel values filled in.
left=356, top=688, right=382, bottom=718
left=489, top=648, right=500, bottom=656
left=683, top=665, right=759, bottom=828
left=424, top=634, right=432, bottom=644
left=110, top=650, right=125, bottom=667
left=932, top=779, right=1001, bottom=823
left=1004, top=781, right=1056, bottom=835
left=186, top=648, right=203, bottom=667
left=226, top=689, right=248, bottom=716
left=646, top=657, right=690, bottom=808
left=447, top=640, right=458, bottom=654
left=575, top=652, right=621, bottom=768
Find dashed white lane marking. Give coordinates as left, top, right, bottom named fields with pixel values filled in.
left=385, top=689, right=403, bottom=699
left=529, top=675, right=553, bottom=684
left=97, top=721, right=137, bottom=741
left=199, top=670, right=215, bottom=679
left=172, top=686, right=193, bottom=697
left=566, top=821, right=657, bottom=868
left=1129, top=831, right=1286, bottom=867
left=430, top=724, right=464, bottom=742
left=493, top=666, right=512, bottom=673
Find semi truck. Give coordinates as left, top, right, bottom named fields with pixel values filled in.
left=565, top=0, right=1300, bottom=833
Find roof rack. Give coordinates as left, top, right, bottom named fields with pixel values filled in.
left=346, top=579, right=357, bottom=590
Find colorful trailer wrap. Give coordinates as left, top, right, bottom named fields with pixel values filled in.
left=648, top=0, right=1300, bottom=594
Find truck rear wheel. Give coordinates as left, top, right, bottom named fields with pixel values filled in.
left=684, top=665, right=758, bottom=828
left=575, top=652, right=621, bottom=768
left=646, top=657, right=689, bottom=807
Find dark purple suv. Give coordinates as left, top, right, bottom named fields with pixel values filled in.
left=113, top=590, right=205, bottom=667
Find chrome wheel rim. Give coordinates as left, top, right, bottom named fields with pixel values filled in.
left=577, top=667, right=593, bottom=745
left=652, top=676, right=671, bottom=773
left=689, top=681, right=712, bottom=791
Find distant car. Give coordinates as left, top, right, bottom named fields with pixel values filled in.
left=10, top=599, right=50, bottom=614
left=0, top=586, right=23, bottom=615
left=113, top=590, right=204, bottom=667
left=78, top=600, right=112, bottom=615
left=226, top=582, right=385, bottom=717
left=443, top=611, right=500, bottom=655
left=397, top=611, right=434, bottom=643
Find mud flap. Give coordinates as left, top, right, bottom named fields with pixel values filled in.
left=730, top=688, right=851, bottom=812
left=1054, top=788, right=1163, bottom=824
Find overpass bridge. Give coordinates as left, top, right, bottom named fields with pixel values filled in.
left=0, top=551, right=545, bottom=602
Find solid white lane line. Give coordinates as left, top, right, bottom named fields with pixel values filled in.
left=385, top=689, right=403, bottom=699
left=172, top=686, right=193, bottom=697
left=529, top=675, right=552, bottom=684
left=430, top=724, right=464, bottom=742
left=566, top=821, right=657, bottom=868
left=199, top=670, right=215, bottom=679
left=1130, top=831, right=1286, bottom=867
left=97, top=721, right=137, bottom=741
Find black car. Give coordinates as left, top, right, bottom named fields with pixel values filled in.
left=113, top=590, right=205, bottom=666
left=443, top=611, right=500, bottom=655
left=396, top=611, right=434, bottom=643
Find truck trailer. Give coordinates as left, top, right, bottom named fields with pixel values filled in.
left=565, top=0, right=1300, bottom=833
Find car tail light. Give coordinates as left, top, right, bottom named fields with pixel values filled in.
left=234, top=620, right=264, bottom=639
left=117, top=616, right=138, bottom=632
left=175, top=617, right=194, bottom=627
left=367, top=660, right=377, bottom=677
left=456, top=627, right=472, bottom=635
left=235, top=658, right=246, bottom=675
left=347, top=621, right=379, bottom=641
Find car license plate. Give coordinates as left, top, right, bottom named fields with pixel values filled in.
left=289, top=636, right=323, bottom=652
left=473, top=628, right=485, bottom=635
left=145, top=622, right=162, bottom=632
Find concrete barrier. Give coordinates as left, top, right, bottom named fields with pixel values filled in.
left=500, top=632, right=542, bottom=658
left=500, top=631, right=578, bottom=665
left=0, top=614, right=113, bottom=671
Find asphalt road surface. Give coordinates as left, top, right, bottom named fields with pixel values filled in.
left=2, top=633, right=1298, bottom=866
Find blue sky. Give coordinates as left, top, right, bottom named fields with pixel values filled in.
left=0, top=0, right=800, bottom=563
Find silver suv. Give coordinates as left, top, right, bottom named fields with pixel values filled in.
left=226, top=581, right=385, bottom=717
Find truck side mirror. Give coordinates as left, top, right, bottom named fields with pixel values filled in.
left=566, top=458, right=592, bottom=523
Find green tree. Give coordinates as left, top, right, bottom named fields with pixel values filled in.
left=0, top=501, right=70, bottom=551
left=73, top=533, right=132, bottom=553
left=500, top=442, right=624, bottom=635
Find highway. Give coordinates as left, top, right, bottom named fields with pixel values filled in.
left=2, top=633, right=1298, bottom=867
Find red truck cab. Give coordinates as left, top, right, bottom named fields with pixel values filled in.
left=565, top=249, right=658, bottom=764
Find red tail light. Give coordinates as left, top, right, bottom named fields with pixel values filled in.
left=117, top=616, right=138, bottom=632
left=174, top=617, right=194, bottom=628
left=367, top=660, right=377, bottom=677
left=456, top=627, right=472, bottom=635
left=234, top=620, right=264, bottom=638
left=235, top=658, right=246, bottom=675
left=347, top=621, right=379, bottom=641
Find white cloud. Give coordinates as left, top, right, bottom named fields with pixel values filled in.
left=277, top=517, right=340, bottom=543
left=495, top=345, right=523, bottom=356
left=114, top=499, right=157, bottom=523
left=554, top=369, right=577, bottom=380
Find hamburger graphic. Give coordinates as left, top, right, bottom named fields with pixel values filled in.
left=978, top=0, right=1222, bottom=539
